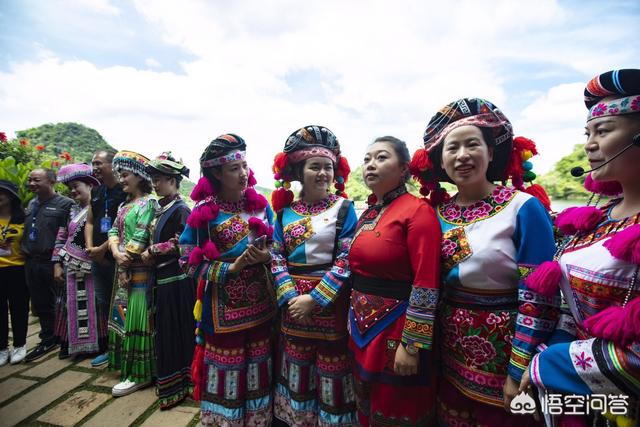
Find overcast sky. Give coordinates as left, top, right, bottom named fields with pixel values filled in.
left=1, top=0, right=638, bottom=186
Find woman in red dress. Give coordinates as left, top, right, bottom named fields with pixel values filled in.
left=348, top=136, right=441, bottom=426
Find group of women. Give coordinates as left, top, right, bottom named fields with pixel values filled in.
left=48, top=152, right=195, bottom=409
left=1, top=68, right=638, bottom=427
left=177, top=68, right=639, bottom=427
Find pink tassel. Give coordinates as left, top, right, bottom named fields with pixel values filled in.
left=202, top=240, right=220, bottom=260
left=188, top=246, right=204, bottom=266
left=524, top=260, right=562, bottom=297
left=191, top=177, right=215, bottom=202
left=555, top=206, right=604, bottom=236
left=248, top=217, right=268, bottom=236
left=186, top=202, right=220, bottom=229
left=244, top=187, right=268, bottom=211
left=603, top=224, right=640, bottom=264
left=584, top=173, right=622, bottom=196
left=248, top=169, right=257, bottom=187
left=186, top=208, right=207, bottom=228
left=583, top=298, right=640, bottom=347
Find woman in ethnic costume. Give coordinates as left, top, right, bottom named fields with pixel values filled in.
left=107, top=150, right=158, bottom=397
left=52, top=164, right=102, bottom=360
left=141, top=152, right=194, bottom=409
left=410, top=98, right=557, bottom=426
left=348, top=136, right=441, bottom=426
left=521, top=70, right=640, bottom=426
left=179, top=134, right=276, bottom=427
left=270, top=125, right=358, bottom=426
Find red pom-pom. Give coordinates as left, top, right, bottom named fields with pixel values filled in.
left=244, top=187, right=268, bottom=211
left=186, top=201, right=219, bottom=228
left=202, top=240, right=220, bottom=260
left=335, top=182, right=345, bottom=191
left=428, top=187, right=450, bottom=206
left=191, top=343, right=205, bottom=401
left=419, top=186, right=431, bottom=197
left=338, top=191, right=348, bottom=199
left=524, top=184, right=551, bottom=211
left=273, top=152, right=289, bottom=173
left=583, top=298, right=640, bottom=347
left=525, top=260, right=562, bottom=297
left=271, top=187, right=294, bottom=212
left=555, top=206, right=604, bottom=236
left=603, top=224, right=640, bottom=264
left=248, top=169, right=257, bottom=187
left=584, top=173, right=622, bottom=196
left=409, top=148, right=433, bottom=178
left=367, top=194, right=378, bottom=206
left=188, top=246, right=204, bottom=266
left=196, top=278, right=206, bottom=301
left=190, top=177, right=215, bottom=202
left=506, top=136, right=539, bottom=188
left=336, top=156, right=351, bottom=183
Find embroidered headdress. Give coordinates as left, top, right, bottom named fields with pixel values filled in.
left=112, top=150, right=150, bottom=182
left=410, top=98, right=550, bottom=209
left=57, top=163, right=100, bottom=186
left=271, top=125, right=350, bottom=212
left=146, top=152, right=190, bottom=178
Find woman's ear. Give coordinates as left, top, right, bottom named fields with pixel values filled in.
left=211, top=167, right=223, bottom=181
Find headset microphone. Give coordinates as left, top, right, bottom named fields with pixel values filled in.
left=570, top=133, right=640, bottom=178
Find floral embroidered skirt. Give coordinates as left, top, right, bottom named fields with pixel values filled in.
left=439, top=295, right=516, bottom=408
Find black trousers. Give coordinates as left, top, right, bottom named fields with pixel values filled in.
left=25, top=259, right=57, bottom=345
left=0, top=265, right=29, bottom=349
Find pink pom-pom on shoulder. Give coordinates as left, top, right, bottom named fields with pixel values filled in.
left=188, top=246, right=204, bottom=266
left=524, top=260, right=562, bottom=297
left=186, top=201, right=219, bottom=229
left=191, top=177, right=215, bottom=202
left=555, top=206, right=604, bottom=236
left=583, top=297, right=640, bottom=347
left=603, top=224, right=640, bottom=264
left=202, top=240, right=220, bottom=260
left=244, top=187, right=268, bottom=211
left=584, top=173, right=622, bottom=196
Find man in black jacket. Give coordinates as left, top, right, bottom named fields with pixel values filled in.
left=22, top=168, right=74, bottom=362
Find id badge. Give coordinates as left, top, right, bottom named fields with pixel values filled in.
left=29, top=227, right=38, bottom=241
left=100, top=217, right=112, bottom=233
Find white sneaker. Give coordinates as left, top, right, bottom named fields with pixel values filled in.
left=10, top=346, right=26, bottom=364
left=112, top=379, right=150, bottom=397
left=0, top=349, right=8, bottom=367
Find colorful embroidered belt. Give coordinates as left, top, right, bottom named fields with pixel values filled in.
left=443, top=286, right=517, bottom=309
left=351, top=273, right=411, bottom=300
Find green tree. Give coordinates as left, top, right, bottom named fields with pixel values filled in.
left=15, top=122, right=114, bottom=163
left=538, top=144, right=590, bottom=200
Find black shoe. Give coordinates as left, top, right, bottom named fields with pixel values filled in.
left=58, top=346, right=70, bottom=360
left=24, top=342, right=58, bottom=362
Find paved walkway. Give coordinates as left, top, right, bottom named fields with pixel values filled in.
left=0, top=316, right=200, bottom=426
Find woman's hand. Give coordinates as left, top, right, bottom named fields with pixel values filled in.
left=53, top=263, right=64, bottom=284
left=141, top=249, right=154, bottom=264
left=243, top=245, right=271, bottom=265
left=394, top=344, right=419, bottom=376
left=228, top=249, right=250, bottom=274
left=117, top=269, right=132, bottom=288
left=288, top=295, right=316, bottom=319
left=503, top=375, right=520, bottom=411
left=112, top=250, right=132, bottom=267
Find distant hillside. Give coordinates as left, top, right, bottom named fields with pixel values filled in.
left=538, top=144, right=590, bottom=200
left=16, top=122, right=114, bottom=163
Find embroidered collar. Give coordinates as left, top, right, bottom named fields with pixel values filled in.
left=438, top=185, right=517, bottom=225
left=291, top=194, right=340, bottom=216
left=159, top=194, right=181, bottom=209
left=373, top=184, right=407, bottom=207
left=216, top=196, right=245, bottom=214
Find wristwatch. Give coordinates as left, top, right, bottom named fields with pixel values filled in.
left=403, top=342, right=419, bottom=356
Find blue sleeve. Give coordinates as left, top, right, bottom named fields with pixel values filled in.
left=508, top=196, right=561, bottom=381
left=270, top=209, right=298, bottom=307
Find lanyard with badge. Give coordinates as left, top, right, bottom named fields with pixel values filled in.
left=28, top=200, right=40, bottom=241
left=100, top=187, right=112, bottom=233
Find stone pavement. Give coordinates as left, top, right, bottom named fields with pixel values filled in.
left=0, top=316, right=200, bottom=426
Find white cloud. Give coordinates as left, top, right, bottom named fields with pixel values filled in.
left=68, top=0, right=121, bottom=15
left=1, top=0, right=638, bottom=187
left=145, top=58, right=161, bottom=68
